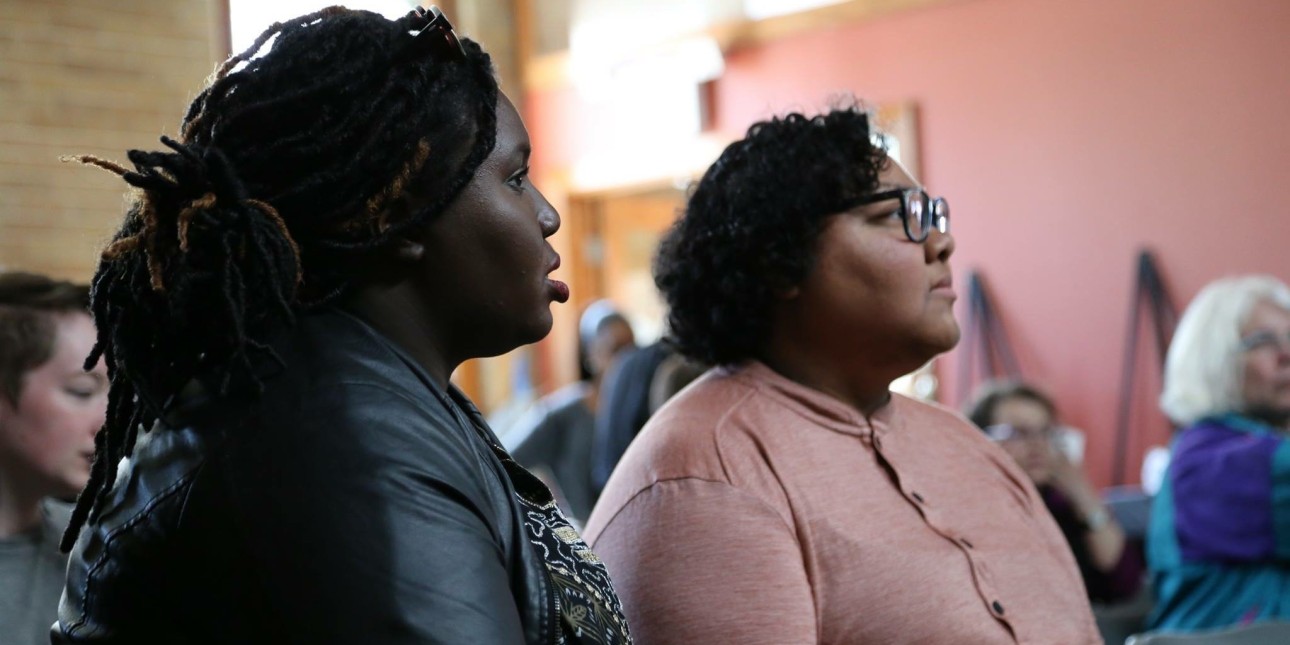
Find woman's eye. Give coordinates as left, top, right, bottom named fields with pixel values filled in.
left=870, top=208, right=902, bottom=223
left=64, top=388, right=95, bottom=400
left=507, top=167, right=530, bottom=191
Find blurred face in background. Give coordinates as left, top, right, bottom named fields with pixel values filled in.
left=988, top=396, right=1058, bottom=485
left=589, top=318, right=636, bottom=380
left=0, top=312, right=108, bottom=499
left=1239, top=299, right=1290, bottom=423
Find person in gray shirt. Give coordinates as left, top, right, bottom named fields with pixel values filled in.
left=0, top=272, right=107, bottom=645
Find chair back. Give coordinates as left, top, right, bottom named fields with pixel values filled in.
left=1103, top=486, right=1153, bottom=539
left=1126, top=621, right=1290, bottom=645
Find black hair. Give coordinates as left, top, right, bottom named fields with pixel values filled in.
left=61, top=7, right=500, bottom=550
left=0, top=272, right=91, bottom=403
left=653, top=104, right=887, bottom=366
left=964, top=381, right=1058, bottom=430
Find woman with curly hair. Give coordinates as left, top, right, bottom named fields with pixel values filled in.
left=583, top=105, right=1099, bottom=643
left=53, top=7, right=628, bottom=644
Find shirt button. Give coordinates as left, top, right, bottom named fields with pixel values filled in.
left=910, top=491, right=925, bottom=504
left=992, top=600, right=1005, bottom=615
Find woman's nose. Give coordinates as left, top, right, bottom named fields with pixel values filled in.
left=535, top=189, right=560, bottom=238
left=925, top=228, right=954, bottom=263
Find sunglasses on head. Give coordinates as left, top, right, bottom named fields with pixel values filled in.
left=406, top=5, right=466, bottom=60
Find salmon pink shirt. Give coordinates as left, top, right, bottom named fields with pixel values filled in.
left=584, top=361, right=1100, bottom=644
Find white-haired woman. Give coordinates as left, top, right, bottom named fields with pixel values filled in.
left=1147, top=275, right=1290, bottom=632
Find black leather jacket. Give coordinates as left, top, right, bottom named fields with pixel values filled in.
left=55, top=310, right=562, bottom=644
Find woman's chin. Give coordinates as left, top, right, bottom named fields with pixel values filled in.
left=517, top=311, right=555, bottom=346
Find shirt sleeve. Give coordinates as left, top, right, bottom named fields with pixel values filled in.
left=1171, top=427, right=1288, bottom=564
left=590, top=478, right=817, bottom=645
left=227, top=383, right=528, bottom=644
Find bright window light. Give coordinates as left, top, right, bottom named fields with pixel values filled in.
left=228, top=0, right=417, bottom=55
left=743, top=0, right=847, bottom=20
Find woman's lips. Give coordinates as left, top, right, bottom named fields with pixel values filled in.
left=544, top=252, right=568, bottom=302
left=931, top=275, right=955, bottom=298
left=547, top=279, right=570, bottom=303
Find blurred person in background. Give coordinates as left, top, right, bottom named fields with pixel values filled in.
left=967, top=381, right=1144, bottom=604
left=584, top=105, right=1100, bottom=644
left=507, top=299, right=635, bottom=522
left=53, top=7, right=628, bottom=643
left=646, top=351, right=707, bottom=416
left=0, top=272, right=107, bottom=645
left=1148, top=275, right=1290, bottom=632
left=590, top=339, right=706, bottom=495
left=590, top=338, right=674, bottom=494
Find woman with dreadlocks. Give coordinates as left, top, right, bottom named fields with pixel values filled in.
left=53, top=7, right=629, bottom=644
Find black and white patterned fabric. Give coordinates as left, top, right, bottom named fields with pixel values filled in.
left=515, top=493, right=632, bottom=644
left=449, top=389, right=631, bottom=644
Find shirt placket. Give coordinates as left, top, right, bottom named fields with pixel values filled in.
left=868, top=425, right=1018, bottom=642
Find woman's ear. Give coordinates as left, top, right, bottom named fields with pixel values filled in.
left=389, top=236, right=426, bottom=264
left=360, top=235, right=426, bottom=285
left=768, top=271, right=800, bottom=300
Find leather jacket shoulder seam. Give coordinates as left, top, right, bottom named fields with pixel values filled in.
left=64, top=466, right=202, bottom=637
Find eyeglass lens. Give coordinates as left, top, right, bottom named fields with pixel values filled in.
left=1241, top=330, right=1290, bottom=352
left=903, top=191, right=949, bottom=241
left=987, top=424, right=1056, bottom=442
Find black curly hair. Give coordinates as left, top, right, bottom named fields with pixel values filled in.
left=61, top=7, right=500, bottom=550
left=654, top=105, right=888, bottom=366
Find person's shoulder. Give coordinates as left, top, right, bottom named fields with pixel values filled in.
left=647, top=367, right=763, bottom=437
left=503, top=382, right=591, bottom=451
left=41, top=498, right=74, bottom=547
left=887, top=393, right=1039, bottom=493
left=586, top=369, right=799, bottom=543
left=600, top=368, right=767, bottom=485
left=253, top=309, right=454, bottom=431
left=273, top=309, right=420, bottom=393
left=603, top=341, right=673, bottom=389
left=231, top=316, right=478, bottom=479
left=541, top=382, right=593, bottom=413
left=891, top=392, right=969, bottom=421
left=1172, top=416, right=1285, bottom=465
left=890, top=393, right=988, bottom=442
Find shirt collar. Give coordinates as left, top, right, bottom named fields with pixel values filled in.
left=726, top=360, right=897, bottom=438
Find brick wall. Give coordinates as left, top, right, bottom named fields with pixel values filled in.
left=0, top=0, right=220, bottom=281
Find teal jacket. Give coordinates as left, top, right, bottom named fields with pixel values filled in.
left=1147, top=414, right=1290, bottom=631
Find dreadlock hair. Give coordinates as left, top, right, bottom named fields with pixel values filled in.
left=61, top=7, right=501, bottom=551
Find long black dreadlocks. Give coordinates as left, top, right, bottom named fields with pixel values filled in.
left=61, top=7, right=500, bottom=551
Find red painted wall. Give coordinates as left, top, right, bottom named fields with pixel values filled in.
left=524, top=0, right=1290, bottom=487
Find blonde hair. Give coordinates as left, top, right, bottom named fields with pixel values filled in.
left=1160, top=275, right=1290, bottom=425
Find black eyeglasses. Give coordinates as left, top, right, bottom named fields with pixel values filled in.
left=407, top=5, right=466, bottom=59
left=850, top=188, right=950, bottom=243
